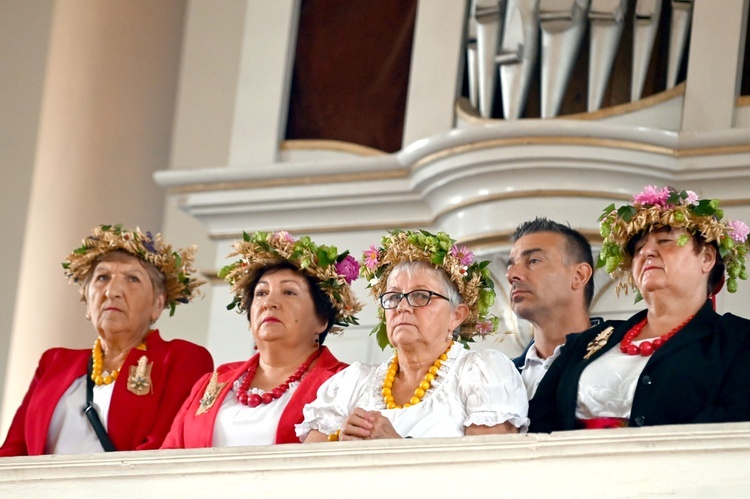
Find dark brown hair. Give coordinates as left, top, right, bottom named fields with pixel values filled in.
left=511, top=217, right=595, bottom=307
left=243, top=261, right=336, bottom=344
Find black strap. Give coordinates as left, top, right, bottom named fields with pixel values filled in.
left=83, top=356, right=117, bottom=452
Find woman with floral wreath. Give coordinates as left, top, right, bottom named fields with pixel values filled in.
left=0, top=225, right=213, bottom=456
left=162, top=231, right=362, bottom=447
left=529, top=186, right=750, bottom=432
left=299, top=229, right=528, bottom=442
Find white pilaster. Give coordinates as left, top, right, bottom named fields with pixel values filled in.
left=0, top=0, right=54, bottom=438
left=402, top=0, right=469, bottom=148
left=229, top=0, right=301, bottom=166
left=1, top=0, right=184, bottom=436
left=681, top=0, right=748, bottom=130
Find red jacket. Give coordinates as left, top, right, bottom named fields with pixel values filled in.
left=162, top=346, right=346, bottom=447
left=0, top=330, right=213, bottom=456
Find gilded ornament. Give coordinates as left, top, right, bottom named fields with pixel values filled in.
left=583, top=327, right=614, bottom=360
left=127, top=355, right=153, bottom=396
left=196, top=371, right=226, bottom=415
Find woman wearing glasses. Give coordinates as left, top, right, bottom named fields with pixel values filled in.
left=299, top=230, right=528, bottom=441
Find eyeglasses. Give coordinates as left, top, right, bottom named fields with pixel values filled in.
left=379, top=289, right=450, bottom=309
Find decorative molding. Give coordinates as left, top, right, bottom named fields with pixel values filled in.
left=458, top=226, right=604, bottom=252
left=432, top=190, right=630, bottom=224
left=564, top=83, right=687, bottom=121
left=205, top=219, right=430, bottom=241
left=164, top=168, right=407, bottom=194
left=280, top=139, right=386, bottom=156
left=409, top=137, right=675, bottom=174
left=154, top=121, right=750, bottom=251
left=456, top=84, right=687, bottom=124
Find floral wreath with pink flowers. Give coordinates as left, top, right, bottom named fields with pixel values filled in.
left=598, top=186, right=749, bottom=295
left=219, top=231, right=363, bottom=332
left=361, top=229, right=499, bottom=349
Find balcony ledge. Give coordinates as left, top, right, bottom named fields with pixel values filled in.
left=2, top=422, right=750, bottom=497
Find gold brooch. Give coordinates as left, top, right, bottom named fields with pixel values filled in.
left=583, top=326, right=614, bottom=360
left=127, top=355, right=153, bottom=395
left=196, top=371, right=226, bottom=415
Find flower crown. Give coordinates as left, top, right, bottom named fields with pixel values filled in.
left=598, top=186, right=749, bottom=295
left=218, top=231, right=363, bottom=333
left=361, top=229, right=498, bottom=349
left=62, top=224, right=204, bottom=316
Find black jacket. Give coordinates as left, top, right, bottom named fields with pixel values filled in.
left=512, top=318, right=603, bottom=371
left=529, top=301, right=750, bottom=432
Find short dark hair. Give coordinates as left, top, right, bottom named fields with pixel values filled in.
left=625, top=227, right=725, bottom=296
left=243, top=262, right=336, bottom=345
left=511, top=217, right=595, bottom=308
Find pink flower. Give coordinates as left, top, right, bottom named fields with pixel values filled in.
left=727, top=220, right=750, bottom=243
left=475, top=320, right=494, bottom=338
left=335, top=254, right=360, bottom=284
left=363, top=245, right=380, bottom=270
left=684, top=190, right=699, bottom=205
left=450, top=245, right=474, bottom=266
left=632, top=185, right=671, bottom=207
left=272, top=231, right=294, bottom=243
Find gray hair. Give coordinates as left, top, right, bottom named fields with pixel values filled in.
left=386, top=261, right=464, bottom=337
left=83, top=250, right=167, bottom=303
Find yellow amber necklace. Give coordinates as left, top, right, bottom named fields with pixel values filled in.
left=382, top=341, right=452, bottom=409
left=91, top=337, right=146, bottom=385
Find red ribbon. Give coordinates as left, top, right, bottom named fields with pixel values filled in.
left=576, top=417, right=629, bottom=429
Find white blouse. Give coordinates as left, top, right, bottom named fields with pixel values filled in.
left=212, top=376, right=302, bottom=447
left=576, top=340, right=651, bottom=419
left=46, top=375, right=114, bottom=454
left=296, top=342, right=529, bottom=440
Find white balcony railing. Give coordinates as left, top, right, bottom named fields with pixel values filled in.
left=2, top=422, right=750, bottom=497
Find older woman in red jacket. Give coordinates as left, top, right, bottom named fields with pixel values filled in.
left=162, top=231, right=362, bottom=447
left=0, top=225, right=213, bottom=456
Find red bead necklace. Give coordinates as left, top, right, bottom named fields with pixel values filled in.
left=619, top=315, right=694, bottom=356
left=236, top=348, right=322, bottom=407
